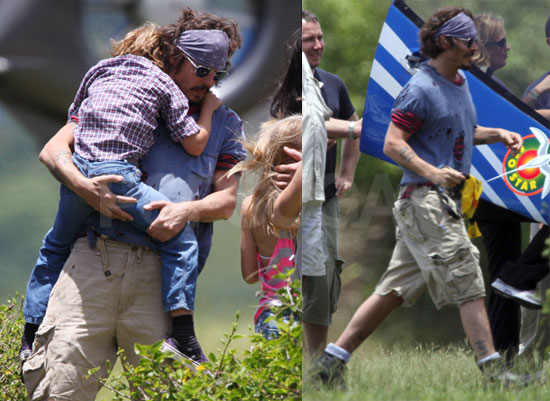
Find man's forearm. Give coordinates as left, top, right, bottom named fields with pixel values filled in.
left=189, top=171, right=239, bottom=222
left=39, top=123, right=86, bottom=192
left=339, top=137, right=360, bottom=179
left=473, top=126, right=502, bottom=145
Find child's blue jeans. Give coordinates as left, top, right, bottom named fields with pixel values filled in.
left=23, top=153, right=198, bottom=324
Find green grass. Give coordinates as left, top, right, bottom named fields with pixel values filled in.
left=303, top=341, right=550, bottom=401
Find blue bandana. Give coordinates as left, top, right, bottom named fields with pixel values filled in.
left=174, top=30, right=229, bottom=70
left=435, top=12, right=477, bottom=39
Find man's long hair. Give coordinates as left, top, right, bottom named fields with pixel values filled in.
left=419, top=6, right=474, bottom=59
left=228, top=115, right=301, bottom=236
left=111, top=8, right=242, bottom=75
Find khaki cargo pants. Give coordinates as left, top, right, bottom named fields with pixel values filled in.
left=375, top=186, right=485, bottom=309
left=23, top=237, right=170, bottom=401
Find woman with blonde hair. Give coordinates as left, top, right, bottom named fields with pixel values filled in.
left=472, top=13, right=510, bottom=86
left=229, top=115, right=301, bottom=338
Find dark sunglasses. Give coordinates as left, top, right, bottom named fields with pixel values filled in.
left=187, top=57, right=228, bottom=82
left=486, top=37, right=507, bottom=48
left=454, top=36, right=478, bottom=48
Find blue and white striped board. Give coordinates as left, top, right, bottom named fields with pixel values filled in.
left=361, top=0, right=550, bottom=224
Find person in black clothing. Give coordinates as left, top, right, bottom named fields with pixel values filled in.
left=472, top=13, right=549, bottom=360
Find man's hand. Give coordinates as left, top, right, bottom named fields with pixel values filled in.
left=327, top=138, right=337, bottom=150
left=498, top=129, right=523, bottom=156
left=431, top=167, right=466, bottom=188
left=80, top=175, right=137, bottom=221
left=274, top=147, right=302, bottom=189
left=335, top=174, right=353, bottom=198
left=144, top=200, right=192, bottom=242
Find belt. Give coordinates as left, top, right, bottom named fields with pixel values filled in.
left=399, top=182, right=435, bottom=199
left=399, top=181, right=463, bottom=220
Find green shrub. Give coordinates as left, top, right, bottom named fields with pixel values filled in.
left=0, top=295, right=26, bottom=401
left=91, top=275, right=302, bottom=401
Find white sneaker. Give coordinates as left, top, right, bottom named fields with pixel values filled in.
left=491, top=279, right=542, bottom=310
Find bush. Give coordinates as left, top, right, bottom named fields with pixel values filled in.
left=91, top=274, right=302, bottom=401
left=0, top=295, right=27, bottom=401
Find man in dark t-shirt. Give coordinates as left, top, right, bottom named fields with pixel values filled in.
left=302, top=9, right=361, bottom=357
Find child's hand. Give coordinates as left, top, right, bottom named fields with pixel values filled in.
left=202, top=92, right=222, bottom=112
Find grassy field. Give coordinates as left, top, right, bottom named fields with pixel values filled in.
left=303, top=341, right=549, bottom=401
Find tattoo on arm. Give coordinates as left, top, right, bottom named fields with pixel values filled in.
left=398, top=146, right=416, bottom=164
left=50, top=150, right=73, bottom=186
left=475, top=340, right=489, bottom=358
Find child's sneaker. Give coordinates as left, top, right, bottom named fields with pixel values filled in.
left=308, top=351, right=346, bottom=388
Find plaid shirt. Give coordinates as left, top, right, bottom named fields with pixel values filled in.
left=70, top=55, right=200, bottom=161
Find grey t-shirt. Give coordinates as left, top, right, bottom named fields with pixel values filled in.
left=392, top=63, right=477, bottom=185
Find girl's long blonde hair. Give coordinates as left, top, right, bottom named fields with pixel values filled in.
left=229, top=115, right=302, bottom=237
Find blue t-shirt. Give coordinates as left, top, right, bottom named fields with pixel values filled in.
left=88, top=105, right=246, bottom=271
left=392, top=63, right=477, bottom=185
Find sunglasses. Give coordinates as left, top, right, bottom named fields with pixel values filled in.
left=453, top=36, right=478, bottom=48
left=187, top=57, right=228, bottom=82
left=486, top=37, right=507, bottom=48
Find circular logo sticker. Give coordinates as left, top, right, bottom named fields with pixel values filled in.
left=501, top=128, right=550, bottom=197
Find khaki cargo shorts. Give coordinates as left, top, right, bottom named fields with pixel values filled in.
left=375, top=186, right=485, bottom=309
left=23, top=237, right=170, bottom=401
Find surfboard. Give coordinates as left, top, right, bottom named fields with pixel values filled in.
left=360, top=0, right=550, bottom=224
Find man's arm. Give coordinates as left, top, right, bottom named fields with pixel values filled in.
left=145, top=169, right=239, bottom=242
left=336, top=113, right=361, bottom=198
left=473, top=125, right=522, bottom=155
left=39, top=122, right=136, bottom=221
left=522, top=75, right=550, bottom=109
left=325, top=117, right=362, bottom=139
left=383, top=122, right=465, bottom=188
left=521, top=76, right=550, bottom=120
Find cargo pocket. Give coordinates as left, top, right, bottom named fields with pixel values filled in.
left=430, top=247, right=476, bottom=298
left=22, top=324, right=55, bottom=400
left=393, top=199, right=426, bottom=244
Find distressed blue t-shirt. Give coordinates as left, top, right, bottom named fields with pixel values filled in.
left=391, top=63, right=477, bottom=185
left=87, top=105, right=246, bottom=272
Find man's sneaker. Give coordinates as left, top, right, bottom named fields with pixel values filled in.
left=491, top=279, right=542, bottom=310
left=308, top=352, right=346, bottom=388
left=161, top=337, right=208, bottom=370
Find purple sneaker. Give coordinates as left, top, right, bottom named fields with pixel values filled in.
left=161, top=337, right=208, bottom=370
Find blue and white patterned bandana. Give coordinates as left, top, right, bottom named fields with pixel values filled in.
left=435, top=12, right=477, bottom=39
left=174, top=30, right=229, bottom=69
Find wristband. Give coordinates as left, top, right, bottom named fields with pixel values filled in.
left=529, top=90, right=540, bottom=100
left=348, top=121, right=357, bottom=139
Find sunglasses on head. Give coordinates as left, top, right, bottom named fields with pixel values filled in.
left=187, top=57, right=228, bottom=82
left=453, top=36, right=478, bottom=48
left=487, top=37, right=507, bottom=48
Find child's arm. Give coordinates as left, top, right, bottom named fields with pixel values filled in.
left=272, top=153, right=302, bottom=229
left=240, top=196, right=260, bottom=284
left=180, top=92, right=222, bottom=156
